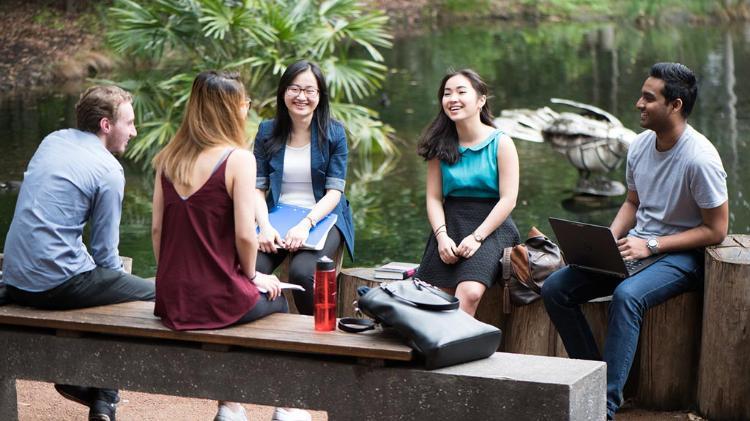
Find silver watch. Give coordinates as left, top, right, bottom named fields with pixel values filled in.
left=646, top=237, right=660, bottom=255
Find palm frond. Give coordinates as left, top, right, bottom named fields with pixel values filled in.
left=323, top=58, right=387, bottom=101
left=107, top=0, right=397, bottom=163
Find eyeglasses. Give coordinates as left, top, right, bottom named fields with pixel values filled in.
left=286, top=85, right=319, bottom=98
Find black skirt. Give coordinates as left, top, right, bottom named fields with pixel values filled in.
left=416, top=196, right=521, bottom=288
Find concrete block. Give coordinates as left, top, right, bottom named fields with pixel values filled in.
left=0, top=327, right=605, bottom=420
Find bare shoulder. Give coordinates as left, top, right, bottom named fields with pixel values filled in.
left=497, top=132, right=515, bottom=145
left=228, top=148, right=254, bottom=164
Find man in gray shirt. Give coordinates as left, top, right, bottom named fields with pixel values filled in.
left=542, top=63, right=728, bottom=420
left=2, top=85, right=155, bottom=421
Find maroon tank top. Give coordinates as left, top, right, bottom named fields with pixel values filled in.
left=154, top=151, right=259, bottom=330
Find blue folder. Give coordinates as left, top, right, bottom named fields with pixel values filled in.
left=263, top=204, right=338, bottom=250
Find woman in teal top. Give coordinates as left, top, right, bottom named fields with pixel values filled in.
left=416, top=69, right=520, bottom=316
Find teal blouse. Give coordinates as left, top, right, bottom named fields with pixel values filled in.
left=441, top=129, right=502, bottom=199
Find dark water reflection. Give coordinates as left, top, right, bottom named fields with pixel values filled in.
left=1, top=22, right=749, bottom=276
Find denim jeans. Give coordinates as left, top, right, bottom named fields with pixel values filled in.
left=541, top=250, right=703, bottom=419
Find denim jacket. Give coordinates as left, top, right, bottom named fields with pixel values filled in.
left=253, top=119, right=355, bottom=259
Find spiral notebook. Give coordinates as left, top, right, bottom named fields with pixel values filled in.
left=263, top=203, right=337, bottom=251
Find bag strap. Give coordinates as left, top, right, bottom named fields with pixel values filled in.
left=337, top=317, right=376, bottom=333
left=501, top=246, right=514, bottom=314
left=382, top=279, right=460, bottom=311
left=501, top=246, right=513, bottom=280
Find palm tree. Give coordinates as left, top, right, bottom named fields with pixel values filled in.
left=107, top=0, right=395, bottom=166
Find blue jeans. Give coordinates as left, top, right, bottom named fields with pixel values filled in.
left=541, top=251, right=703, bottom=419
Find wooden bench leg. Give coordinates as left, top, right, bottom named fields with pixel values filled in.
left=0, top=376, right=18, bottom=420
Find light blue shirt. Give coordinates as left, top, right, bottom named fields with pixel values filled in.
left=626, top=125, right=727, bottom=238
left=441, top=129, right=501, bottom=198
left=2, top=129, right=125, bottom=292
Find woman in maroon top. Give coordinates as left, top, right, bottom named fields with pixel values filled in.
left=151, top=70, right=287, bottom=421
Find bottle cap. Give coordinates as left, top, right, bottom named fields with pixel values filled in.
left=316, top=256, right=335, bottom=271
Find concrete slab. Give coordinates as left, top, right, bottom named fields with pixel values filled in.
left=0, top=327, right=605, bottom=420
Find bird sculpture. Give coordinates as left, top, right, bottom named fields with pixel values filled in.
left=494, top=98, right=636, bottom=197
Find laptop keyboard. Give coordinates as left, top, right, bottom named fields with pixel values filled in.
left=624, top=259, right=645, bottom=273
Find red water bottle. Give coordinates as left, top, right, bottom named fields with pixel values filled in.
left=314, top=256, right=337, bottom=331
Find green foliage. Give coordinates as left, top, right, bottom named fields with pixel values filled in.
left=106, top=0, right=395, bottom=167
left=519, top=0, right=729, bottom=20
left=438, top=0, right=492, bottom=14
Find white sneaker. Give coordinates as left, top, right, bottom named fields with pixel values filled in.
left=214, top=404, right=248, bottom=421
left=272, top=407, right=312, bottom=421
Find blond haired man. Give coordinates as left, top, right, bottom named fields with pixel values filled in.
left=2, top=85, right=155, bottom=421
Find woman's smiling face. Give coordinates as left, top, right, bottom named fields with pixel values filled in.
left=284, top=69, right=320, bottom=121
left=441, top=74, right=485, bottom=123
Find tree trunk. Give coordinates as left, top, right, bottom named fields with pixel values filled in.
left=636, top=291, right=702, bottom=409
left=474, top=282, right=508, bottom=332
left=698, top=235, right=750, bottom=420
left=503, top=299, right=555, bottom=355
left=336, top=268, right=385, bottom=318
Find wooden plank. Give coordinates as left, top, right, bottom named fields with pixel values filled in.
left=0, top=302, right=412, bottom=361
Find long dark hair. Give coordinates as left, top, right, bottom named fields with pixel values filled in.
left=417, top=69, right=495, bottom=164
left=265, top=60, right=331, bottom=155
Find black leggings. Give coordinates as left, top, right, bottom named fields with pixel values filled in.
left=255, top=228, right=342, bottom=315
left=236, top=292, right=289, bottom=324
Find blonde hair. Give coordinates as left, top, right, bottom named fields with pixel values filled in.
left=153, top=71, right=248, bottom=186
left=76, top=85, right=133, bottom=134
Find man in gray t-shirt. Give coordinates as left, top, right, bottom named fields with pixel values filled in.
left=543, top=62, right=728, bottom=420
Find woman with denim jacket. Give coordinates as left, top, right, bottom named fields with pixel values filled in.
left=253, top=60, right=355, bottom=320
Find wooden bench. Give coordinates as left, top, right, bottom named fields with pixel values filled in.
left=338, top=267, right=703, bottom=411
left=0, top=300, right=606, bottom=420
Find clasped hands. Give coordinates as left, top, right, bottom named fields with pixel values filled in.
left=258, top=220, right=312, bottom=254
left=436, top=233, right=481, bottom=264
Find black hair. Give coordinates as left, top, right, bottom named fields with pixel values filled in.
left=266, top=60, right=330, bottom=155
left=649, top=62, right=698, bottom=118
left=416, top=69, right=495, bottom=164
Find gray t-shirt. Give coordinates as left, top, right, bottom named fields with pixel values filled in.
left=626, top=125, right=727, bottom=239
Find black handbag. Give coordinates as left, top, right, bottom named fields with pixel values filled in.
left=343, top=279, right=502, bottom=369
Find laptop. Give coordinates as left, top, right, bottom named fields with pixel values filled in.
left=548, top=217, right=665, bottom=278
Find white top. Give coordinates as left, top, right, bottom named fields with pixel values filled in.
left=626, top=125, right=727, bottom=238
left=278, top=143, right=316, bottom=208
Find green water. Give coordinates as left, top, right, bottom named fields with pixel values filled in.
left=1, top=21, right=749, bottom=277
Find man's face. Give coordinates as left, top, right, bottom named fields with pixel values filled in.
left=104, top=101, right=137, bottom=155
left=635, top=77, right=676, bottom=131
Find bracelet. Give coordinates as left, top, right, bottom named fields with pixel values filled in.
left=249, top=272, right=257, bottom=281
left=305, top=216, right=316, bottom=228
left=433, top=224, right=446, bottom=235
left=435, top=229, right=447, bottom=238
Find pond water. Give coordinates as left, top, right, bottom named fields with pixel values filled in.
left=1, top=21, right=749, bottom=277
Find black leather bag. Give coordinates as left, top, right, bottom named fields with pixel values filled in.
left=355, top=279, right=502, bottom=369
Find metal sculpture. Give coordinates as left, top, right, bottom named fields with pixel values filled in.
left=495, top=98, right=636, bottom=197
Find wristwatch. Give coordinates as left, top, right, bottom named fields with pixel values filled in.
left=646, top=237, right=660, bottom=255
left=473, top=231, right=484, bottom=243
